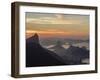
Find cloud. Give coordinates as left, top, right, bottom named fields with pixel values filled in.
left=26, top=13, right=89, bottom=39
left=26, top=16, right=84, bottom=24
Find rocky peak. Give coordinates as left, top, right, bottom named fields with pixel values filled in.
left=33, top=33, right=39, bottom=43
left=27, top=33, right=39, bottom=43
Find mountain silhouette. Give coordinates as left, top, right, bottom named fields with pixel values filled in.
left=48, top=41, right=89, bottom=65
left=26, top=33, right=89, bottom=67
left=26, top=33, right=39, bottom=43
left=49, top=41, right=66, bottom=55
left=26, top=33, right=66, bottom=67
left=64, top=45, right=89, bottom=64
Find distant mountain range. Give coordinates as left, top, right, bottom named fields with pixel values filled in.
left=26, top=33, right=89, bottom=67
left=49, top=40, right=89, bottom=65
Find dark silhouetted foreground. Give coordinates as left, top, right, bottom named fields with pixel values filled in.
left=26, top=33, right=89, bottom=67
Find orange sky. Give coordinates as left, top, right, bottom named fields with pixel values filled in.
left=26, top=13, right=89, bottom=39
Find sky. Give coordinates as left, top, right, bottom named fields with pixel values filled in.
left=26, top=12, right=89, bottom=39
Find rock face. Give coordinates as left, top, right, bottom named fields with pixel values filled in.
left=26, top=33, right=66, bottom=67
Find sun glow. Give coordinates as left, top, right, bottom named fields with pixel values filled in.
left=26, top=13, right=89, bottom=39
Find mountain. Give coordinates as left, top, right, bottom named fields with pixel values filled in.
left=49, top=41, right=66, bottom=54
left=26, top=33, right=66, bottom=67
left=26, top=33, right=39, bottom=43
left=48, top=41, right=89, bottom=65
left=62, top=45, right=89, bottom=64
left=26, top=33, right=89, bottom=67
left=48, top=41, right=68, bottom=63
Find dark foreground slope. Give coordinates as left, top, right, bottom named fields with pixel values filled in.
left=26, top=34, right=66, bottom=67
